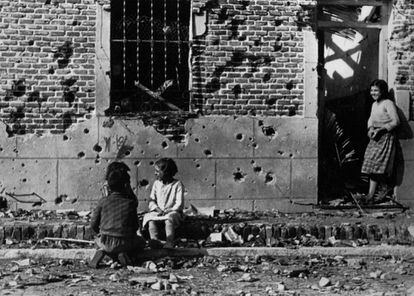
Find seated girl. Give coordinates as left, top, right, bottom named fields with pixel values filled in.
left=142, top=158, right=184, bottom=249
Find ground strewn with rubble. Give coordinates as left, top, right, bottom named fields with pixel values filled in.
left=1, top=208, right=414, bottom=295
left=1, top=254, right=414, bottom=296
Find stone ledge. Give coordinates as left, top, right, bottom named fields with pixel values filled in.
left=0, top=220, right=413, bottom=246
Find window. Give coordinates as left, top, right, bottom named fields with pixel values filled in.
left=110, top=0, right=191, bottom=113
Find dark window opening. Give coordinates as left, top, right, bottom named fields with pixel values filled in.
left=110, top=0, right=191, bottom=114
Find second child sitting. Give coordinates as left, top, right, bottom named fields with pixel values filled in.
left=90, top=166, right=145, bottom=268
left=142, top=158, right=184, bottom=249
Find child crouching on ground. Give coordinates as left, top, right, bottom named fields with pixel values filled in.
left=142, top=158, right=184, bottom=249
left=90, top=163, right=145, bottom=268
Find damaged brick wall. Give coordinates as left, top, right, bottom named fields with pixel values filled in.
left=191, top=0, right=313, bottom=116
left=390, top=0, right=414, bottom=119
left=0, top=0, right=96, bottom=136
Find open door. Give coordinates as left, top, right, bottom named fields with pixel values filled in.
left=317, top=2, right=390, bottom=204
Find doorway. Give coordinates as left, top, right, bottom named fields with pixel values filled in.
left=317, top=2, right=390, bottom=204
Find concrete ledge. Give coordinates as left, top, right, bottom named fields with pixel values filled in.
left=1, top=246, right=414, bottom=260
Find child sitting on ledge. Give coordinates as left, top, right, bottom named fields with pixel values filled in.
left=142, top=158, right=184, bottom=249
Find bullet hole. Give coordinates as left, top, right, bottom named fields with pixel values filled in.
left=254, top=39, right=262, bottom=46
left=233, top=84, right=242, bottom=98
left=139, top=179, right=149, bottom=187
left=12, top=79, right=26, bottom=97
left=286, top=1, right=290, bottom=6
left=211, top=38, right=220, bottom=46
left=204, top=149, right=212, bottom=157
left=0, top=148, right=3, bottom=152
left=146, top=141, right=150, bottom=145
left=54, top=41, right=73, bottom=69
left=258, top=120, right=263, bottom=127
left=275, top=19, right=283, bottom=26
left=134, top=160, right=140, bottom=166
left=28, top=40, right=34, bottom=46
left=206, top=78, right=221, bottom=93
left=93, top=144, right=102, bottom=153
left=32, top=201, right=42, bottom=207
left=21, top=163, right=25, bottom=167
left=196, top=164, right=201, bottom=169
left=238, top=35, right=246, bottom=41
left=202, top=125, right=206, bottom=129
left=289, top=153, right=294, bottom=158
left=263, top=72, right=271, bottom=82
left=95, top=156, right=101, bottom=164
left=262, top=126, right=276, bottom=137
left=266, top=98, right=276, bottom=105
left=252, top=142, right=258, bottom=149
left=278, top=150, right=284, bottom=156
left=116, top=144, right=133, bottom=158
left=228, top=195, right=232, bottom=199
left=233, top=171, right=246, bottom=182
left=62, top=88, right=76, bottom=106
left=149, top=161, right=154, bottom=166
left=48, top=66, right=55, bottom=74
left=77, top=151, right=85, bottom=158
left=265, top=172, right=274, bottom=184
left=251, top=160, right=255, bottom=164
left=161, top=141, right=168, bottom=149
left=71, top=198, right=78, bottom=204
left=63, top=135, right=68, bottom=141
left=253, top=166, right=262, bottom=173
left=22, top=178, right=27, bottom=183
left=241, top=0, right=250, bottom=9
left=274, top=43, right=282, bottom=52
left=27, top=90, right=40, bottom=103
left=286, top=81, right=294, bottom=90
left=83, top=128, right=89, bottom=134
left=236, top=133, right=243, bottom=141
left=217, top=7, right=228, bottom=23
left=55, top=195, right=67, bottom=205
left=62, top=111, right=73, bottom=130
left=399, top=76, right=407, bottom=84
left=72, top=20, right=80, bottom=26
left=211, top=184, right=216, bottom=187
left=194, top=138, right=200, bottom=143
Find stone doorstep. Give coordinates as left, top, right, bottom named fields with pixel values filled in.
left=0, top=221, right=413, bottom=245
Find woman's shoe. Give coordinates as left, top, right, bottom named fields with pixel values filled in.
left=90, top=250, right=106, bottom=268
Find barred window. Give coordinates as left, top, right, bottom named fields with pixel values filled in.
left=110, top=0, right=191, bottom=113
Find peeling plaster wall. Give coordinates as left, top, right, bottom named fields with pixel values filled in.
left=0, top=0, right=413, bottom=212
left=0, top=115, right=318, bottom=212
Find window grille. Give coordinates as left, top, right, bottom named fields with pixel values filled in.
left=111, top=0, right=191, bottom=113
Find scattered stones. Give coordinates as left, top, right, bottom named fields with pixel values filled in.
left=319, top=277, right=331, bottom=288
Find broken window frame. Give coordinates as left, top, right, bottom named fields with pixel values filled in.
left=317, top=0, right=390, bottom=81
left=109, top=0, right=193, bottom=114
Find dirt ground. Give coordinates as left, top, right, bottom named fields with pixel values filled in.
left=0, top=253, right=413, bottom=296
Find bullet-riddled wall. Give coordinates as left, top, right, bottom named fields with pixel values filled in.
left=0, top=0, right=413, bottom=211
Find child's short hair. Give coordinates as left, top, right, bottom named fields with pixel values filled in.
left=154, top=158, right=178, bottom=177
left=107, top=169, right=128, bottom=192
left=106, top=161, right=130, bottom=181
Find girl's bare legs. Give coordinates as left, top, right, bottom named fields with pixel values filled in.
left=148, top=221, right=160, bottom=240
left=367, top=179, right=378, bottom=199
left=164, top=220, right=175, bottom=248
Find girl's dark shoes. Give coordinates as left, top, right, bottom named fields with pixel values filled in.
left=118, top=252, right=132, bottom=267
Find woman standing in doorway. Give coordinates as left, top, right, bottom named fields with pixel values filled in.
left=361, top=79, right=401, bottom=204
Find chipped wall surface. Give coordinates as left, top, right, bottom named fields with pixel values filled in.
left=0, top=115, right=318, bottom=212
left=0, top=0, right=413, bottom=212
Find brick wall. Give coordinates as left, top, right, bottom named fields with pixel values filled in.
left=0, top=0, right=96, bottom=136
left=390, top=0, right=414, bottom=120
left=191, top=0, right=313, bottom=116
